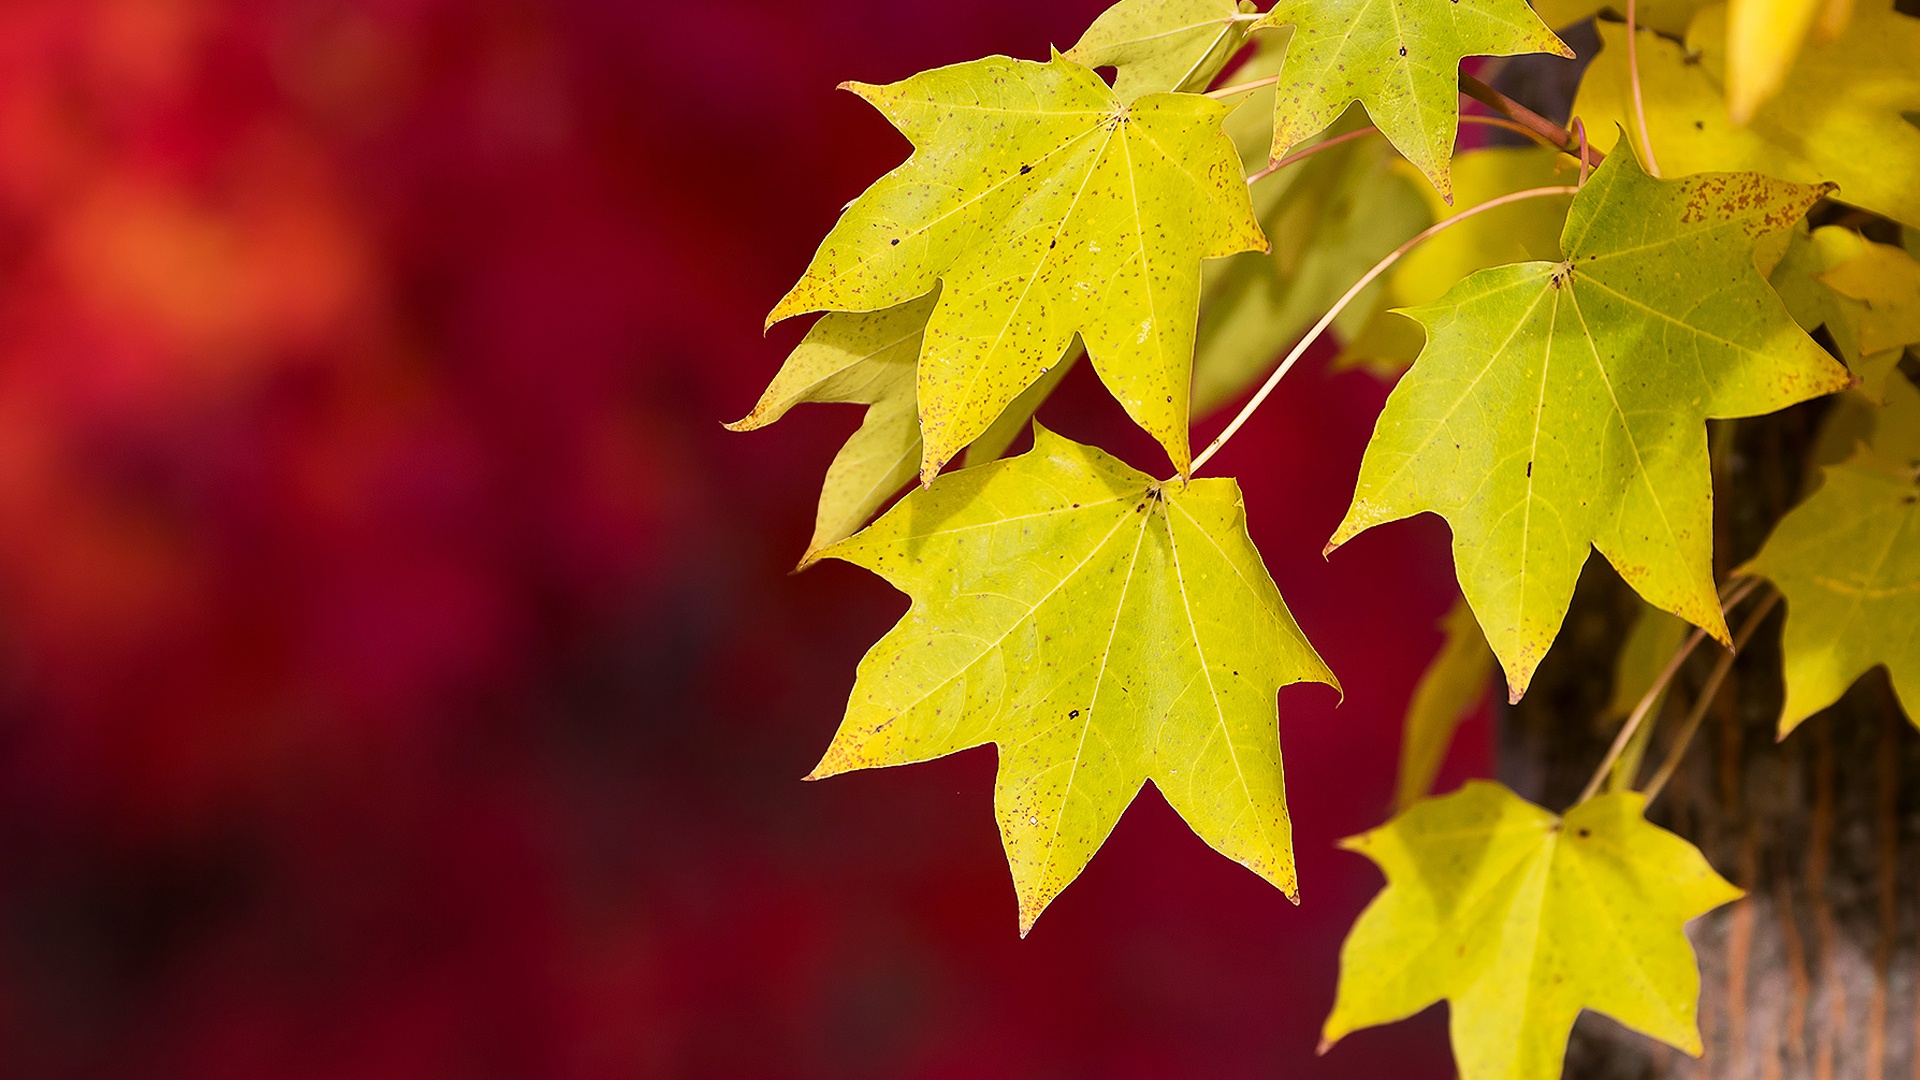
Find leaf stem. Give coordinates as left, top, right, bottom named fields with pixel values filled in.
left=1625, top=0, right=1662, bottom=176
left=1244, top=116, right=1555, bottom=185
left=1641, top=589, right=1781, bottom=802
left=1206, top=74, right=1278, bottom=99
left=1459, top=72, right=1605, bottom=171
left=1188, top=184, right=1579, bottom=475
left=1574, top=577, right=1762, bottom=805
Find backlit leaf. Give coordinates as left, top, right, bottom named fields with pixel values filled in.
left=1326, top=781, right=1741, bottom=1080
left=767, top=55, right=1266, bottom=479
left=1743, top=371, right=1920, bottom=733
left=1251, top=0, right=1571, bottom=201
left=1571, top=1, right=1920, bottom=228
left=1329, top=149, right=1850, bottom=699
left=813, top=425, right=1337, bottom=933
left=1065, top=0, right=1257, bottom=99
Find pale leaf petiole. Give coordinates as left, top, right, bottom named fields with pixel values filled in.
left=1189, top=184, right=1579, bottom=475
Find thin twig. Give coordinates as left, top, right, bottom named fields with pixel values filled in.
left=1642, top=590, right=1782, bottom=802
left=1572, top=117, right=1590, bottom=186
left=1206, top=73, right=1278, bottom=99
left=1188, top=184, right=1579, bottom=474
left=1244, top=115, right=1556, bottom=185
left=1246, top=127, right=1379, bottom=183
left=1576, top=576, right=1761, bottom=805
left=1625, top=0, right=1661, bottom=176
left=1460, top=72, right=1605, bottom=171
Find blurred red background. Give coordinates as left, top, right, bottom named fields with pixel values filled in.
left=0, top=1, right=1483, bottom=1075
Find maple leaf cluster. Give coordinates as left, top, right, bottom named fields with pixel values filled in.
left=745, top=0, right=1920, bottom=1076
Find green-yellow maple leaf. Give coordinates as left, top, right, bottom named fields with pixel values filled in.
left=1250, top=0, right=1570, bottom=201
left=730, top=295, right=932, bottom=563
left=1329, top=149, right=1850, bottom=699
left=1065, top=0, right=1257, bottom=100
left=1771, top=225, right=1920, bottom=403
left=1395, top=596, right=1496, bottom=810
left=1744, top=371, right=1920, bottom=734
left=767, top=55, right=1265, bottom=480
left=1338, top=145, right=1577, bottom=374
left=1571, top=1, right=1920, bottom=229
left=811, top=425, right=1336, bottom=933
left=1326, top=781, right=1741, bottom=1080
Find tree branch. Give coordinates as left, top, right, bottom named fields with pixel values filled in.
left=1459, top=72, right=1605, bottom=171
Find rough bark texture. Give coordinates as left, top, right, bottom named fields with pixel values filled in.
left=1501, top=398, right=1919, bottom=1080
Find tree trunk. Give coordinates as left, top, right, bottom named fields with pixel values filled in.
left=1501, top=402, right=1919, bottom=1080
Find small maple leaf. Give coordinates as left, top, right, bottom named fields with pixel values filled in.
left=811, top=425, right=1336, bottom=934
left=767, top=55, right=1266, bottom=480
left=1250, top=0, right=1570, bottom=202
left=1744, top=371, right=1920, bottom=734
left=1328, top=148, right=1851, bottom=700
left=1573, top=0, right=1920, bottom=229
left=729, top=295, right=932, bottom=563
left=1065, top=0, right=1256, bottom=100
left=1325, top=781, right=1741, bottom=1080
left=1394, top=597, right=1495, bottom=810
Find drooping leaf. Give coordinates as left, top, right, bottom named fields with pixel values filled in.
left=767, top=55, right=1266, bottom=479
left=1743, top=371, right=1920, bottom=734
left=1337, top=145, right=1577, bottom=375
left=1529, top=0, right=1713, bottom=35
left=1251, top=0, right=1571, bottom=201
left=1603, top=601, right=1691, bottom=791
left=1193, top=111, right=1433, bottom=412
left=1571, top=1, right=1920, bottom=229
left=1065, top=0, right=1257, bottom=100
left=1329, top=149, right=1851, bottom=699
left=1395, top=597, right=1496, bottom=810
left=1325, top=781, right=1741, bottom=1080
left=813, top=425, right=1337, bottom=933
left=730, top=294, right=934, bottom=562
left=1770, top=225, right=1920, bottom=403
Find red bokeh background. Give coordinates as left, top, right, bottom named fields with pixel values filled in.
left=0, top=1, right=1485, bottom=1075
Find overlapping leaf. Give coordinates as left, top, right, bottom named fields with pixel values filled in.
left=813, top=426, right=1336, bottom=933
left=1251, top=0, right=1570, bottom=201
left=1395, top=597, right=1496, bottom=810
left=1326, top=781, right=1741, bottom=1080
left=1572, top=1, right=1920, bottom=228
left=1065, top=0, right=1256, bottom=99
left=1744, top=371, right=1920, bottom=733
left=1192, top=90, right=1433, bottom=407
left=1329, top=150, right=1850, bottom=698
left=1771, top=225, right=1920, bottom=402
left=767, top=55, right=1265, bottom=480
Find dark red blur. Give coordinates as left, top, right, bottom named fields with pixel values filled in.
left=0, top=1, right=1480, bottom=1076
